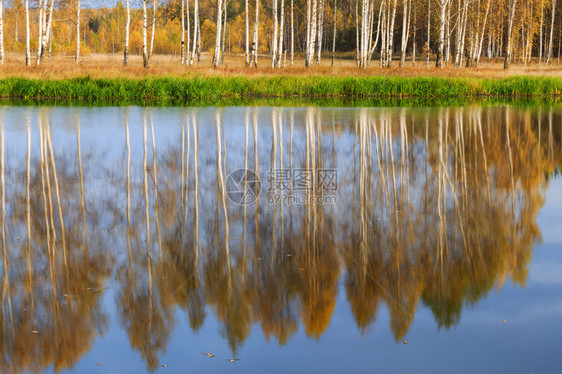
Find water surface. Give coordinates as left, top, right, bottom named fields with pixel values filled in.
left=0, top=105, right=561, bottom=373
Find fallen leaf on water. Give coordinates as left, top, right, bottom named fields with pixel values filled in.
left=96, top=363, right=101, bottom=366
left=402, top=341, right=408, bottom=344
left=503, top=320, right=509, bottom=323
left=203, top=353, right=214, bottom=358
left=161, top=364, right=168, bottom=367
left=227, top=359, right=241, bottom=363
left=32, top=330, right=38, bottom=334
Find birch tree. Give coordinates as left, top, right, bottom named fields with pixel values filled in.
left=305, top=0, right=318, bottom=66
left=250, top=0, right=259, bottom=66
left=186, top=0, right=191, bottom=63
left=245, top=0, right=250, bottom=65
left=124, top=0, right=130, bottom=65
left=316, top=0, right=326, bottom=64
left=191, top=0, right=200, bottom=64
left=214, top=0, right=223, bottom=67
left=25, top=0, right=30, bottom=66
left=400, top=0, right=412, bottom=67
left=181, top=0, right=185, bottom=63
left=75, top=0, right=81, bottom=63
left=149, top=0, right=157, bottom=58
left=436, top=0, right=450, bottom=67
left=277, top=0, right=285, bottom=66
left=504, top=0, right=517, bottom=69
left=332, top=0, right=337, bottom=66
left=272, top=0, right=279, bottom=67
left=143, top=0, right=149, bottom=68
left=546, top=0, right=557, bottom=63
left=291, top=0, right=294, bottom=65
left=0, top=0, right=3, bottom=65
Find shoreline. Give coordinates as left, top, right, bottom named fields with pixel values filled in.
left=0, top=76, right=561, bottom=104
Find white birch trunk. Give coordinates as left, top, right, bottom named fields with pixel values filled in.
left=37, top=0, right=44, bottom=64
left=214, top=0, right=223, bottom=68
left=316, top=0, right=325, bottom=64
left=75, top=0, right=80, bottom=63
left=0, top=0, right=3, bottom=65
left=149, top=0, right=157, bottom=59
left=272, top=0, right=279, bottom=67
left=436, top=0, right=448, bottom=67
left=503, top=0, right=517, bottom=69
left=245, top=0, right=250, bottom=65
left=25, top=0, right=30, bottom=66
left=181, top=0, right=185, bottom=64
left=400, top=0, right=411, bottom=67
left=427, top=0, right=430, bottom=67
left=278, top=0, right=285, bottom=66
left=124, top=0, right=130, bottom=64
left=250, top=0, right=259, bottom=67
left=539, top=1, right=544, bottom=64
left=191, top=0, right=200, bottom=64
left=291, top=0, right=294, bottom=65
left=331, top=0, right=336, bottom=66
left=186, top=0, right=191, bottom=64
left=143, top=0, right=149, bottom=68
left=221, top=0, right=226, bottom=65
left=546, top=0, right=557, bottom=63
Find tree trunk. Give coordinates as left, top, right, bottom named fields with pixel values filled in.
left=291, top=0, right=294, bottom=65
left=143, top=0, right=149, bottom=68
left=355, top=0, right=360, bottom=66
left=278, top=0, right=285, bottom=66
left=37, top=0, right=44, bottom=64
left=503, top=0, right=517, bottom=69
left=75, top=0, right=80, bottom=63
left=150, top=0, right=157, bottom=59
left=124, top=0, right=130, bottom=65
left=221, top=0, right=227, bottom=65
left=186, top=0, right=191, bottom=64
left=427, top=0, right=430, bottom=67
left=386, top=0, right=399, bottom=67
left=214, top=0, right=223, bottom=67
left=306, top=0, right=318, bottom=66
left=245, top=0, right=249, bottom=65
left=400, top=0, right=411, bottom=67
left=181, top=0, right=185, bottom=64
left=316, top=0, right=325, bottom=64
left=191, top=0, right=200, bottom=64
left=331, top=0, right=337, bottom=66
left=412, top=2, right=416, bottom=65
left=546, top=0, right=557, bottom=63
left=272, top=0, right=279, bottom=67
left=250, top=0, right=259, bottom=66
left=539, top=1, right=544, bottom=64
left=0, top=0, right=3, bottom=64
left=436, top=0, right=448, bottom=67
left=44, top=0, right=55, bottom=59
left=25, top=0, right=30, bottom=66
left=474, top=0, right=491, bottom=66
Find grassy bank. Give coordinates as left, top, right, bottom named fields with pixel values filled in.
left=0, top=75, right=561, bottom=103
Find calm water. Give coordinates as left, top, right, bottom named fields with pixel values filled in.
left=0, top=105, right=561, bottom=374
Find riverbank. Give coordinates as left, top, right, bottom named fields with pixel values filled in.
left=1, top=75, right=561, bottom=104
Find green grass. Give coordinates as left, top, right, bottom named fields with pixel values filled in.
left=0, top=75, right=561, bottom=104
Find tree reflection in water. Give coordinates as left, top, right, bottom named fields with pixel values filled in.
left=0, top=105, right=560, bottom=372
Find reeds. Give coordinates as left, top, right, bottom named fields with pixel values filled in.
left=0, top=75, right=561, bottom=104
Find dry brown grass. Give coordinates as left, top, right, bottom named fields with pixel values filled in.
left=2, top=52, right=562, bottom=80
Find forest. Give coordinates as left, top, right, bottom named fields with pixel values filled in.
left=0, top=0, right=561, bottom=68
